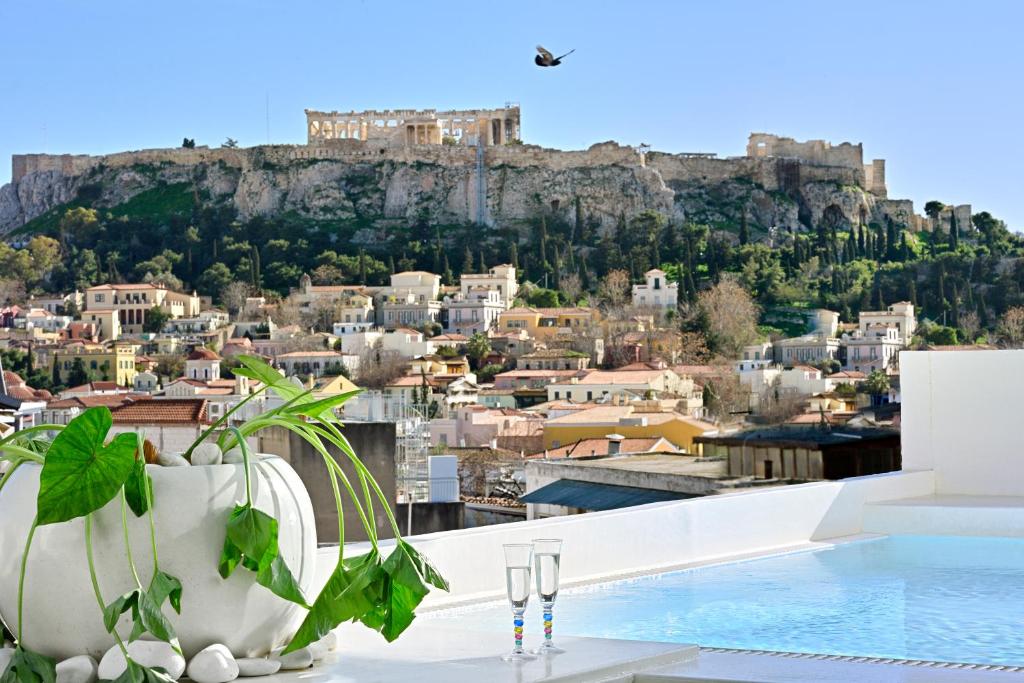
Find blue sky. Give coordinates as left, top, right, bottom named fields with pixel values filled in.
left=1, top=1, right=1021, bottom=228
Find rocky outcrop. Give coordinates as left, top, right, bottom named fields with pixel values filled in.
left=0, top=142, right=912, bottom=237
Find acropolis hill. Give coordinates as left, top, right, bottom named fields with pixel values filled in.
left=0, top=104, right=969, bottom=237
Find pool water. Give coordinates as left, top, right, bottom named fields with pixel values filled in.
left=426, top=535, right=1024, bottom=665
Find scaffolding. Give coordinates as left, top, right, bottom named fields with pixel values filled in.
left=343, top=390, right=433, bottom=504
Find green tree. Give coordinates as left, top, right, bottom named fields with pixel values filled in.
left=66, top=357, right=92, bottom=387
left=862, top=370, right=891, bottom=398
left=466, top=332, right=491, bottom=370
left=924, top=201, right=946, bottom=220
left=142, top=306, right=172, bottom=333
left=197, top=262, right=233, bottom=300
left=738, top=210, right=749, bottom=246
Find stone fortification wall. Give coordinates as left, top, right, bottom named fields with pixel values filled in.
left=747, top=132, right=864, bottom=170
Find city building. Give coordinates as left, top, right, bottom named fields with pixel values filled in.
left=83, top=283, right=201, bottom=339
left=631, top=269, right=678, bottom=309
left=459, top=264, right=518, bottom=306
left=52, top=342, right=138, bottom=386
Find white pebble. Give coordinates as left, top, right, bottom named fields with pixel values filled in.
left=235, top=658, right=281, bottom=677
left=222, top=447, right=245, bottom=464
left=190, top=443, right=223, bottom=466
left=186, top=644, right=239, bottom=683
left=99, top=641, right=186, bottom=680
left=56, top=655, right=98, bottom=683
left=0, top=648, right=15, bottom=673
left=270, top=646, right=312, bottom=670
left=306, top=639, right=328, bottom=662
left=318, top=630, right=338, bottom=652
left=156, top=451, right=191, bottom=467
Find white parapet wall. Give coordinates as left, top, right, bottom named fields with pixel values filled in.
left=320, top=469, right=934, bottom=608
left=901, top=350, right=1024, bottom=496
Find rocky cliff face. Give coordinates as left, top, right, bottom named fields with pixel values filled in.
left=0, top=142, right=913, bottom=238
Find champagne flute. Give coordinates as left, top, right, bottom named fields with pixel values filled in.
left=531, top=538, right=565, bottom=654
left=501, top=543, right=536, bottom=662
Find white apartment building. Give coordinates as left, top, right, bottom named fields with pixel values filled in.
left=459, top=264, right=518, bottom=307
left=444, top=289, right=504, bottom=336
left=859, top=301, right=916, bottom=339
left=631, top=269, right=678, bottom=309
left=773, top=334, right=841, bottom=365
left=843, top=325, right=902, bottom=374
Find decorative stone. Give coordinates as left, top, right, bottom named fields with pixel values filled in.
left=222, top=448, right=245, bottom=464
left=318, top=630, right=338, bottom=652
left=270, top=646, right=313, bottom=670
left=191, top=443, right=223, bottom=466
left=56, top=655, right=98, bottom=683
left=156, top=451, right=191, bottom=467
left=306, top=640, right=328, bottom=662
left=235, top=658, right=281, bottom=677
left=186, top=644, right=239, bottom=683
left=98, top=641, right=186, bottom=680
left=0, top=647, right=15, bottom=673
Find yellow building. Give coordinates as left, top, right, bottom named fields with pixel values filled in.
left=497, top=307, right=600, bottom=341
left=52, top=342, right=138, bottom=386
left=542, top=404, right=718, bottom=452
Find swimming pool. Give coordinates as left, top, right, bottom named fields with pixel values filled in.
left=426, top=535, right=1024, bottom=666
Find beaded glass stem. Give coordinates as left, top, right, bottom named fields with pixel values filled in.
left=501, top=543, right=536, bottom=662
left=531, top=538, right=565, bottom=654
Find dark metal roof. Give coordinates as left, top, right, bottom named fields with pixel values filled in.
left=520, top=479, right=698, bottom=511
left=694, top=425, right=899, bottom=449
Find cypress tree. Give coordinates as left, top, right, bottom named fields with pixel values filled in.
left=509, top=242, right=519, bottom=271
left=442, top=253, right=454, bottom=286
left=886, top=218, right=898, bottom=261
left=251, top=245, right=261, bottom=290
left=857, top=225, right=866, bottom=255
left=358, top=249, right=367, bottom=285
left=907, top=277, right=918, bottom=307
left=949, top=210, right=959, bottom=250
left=574, top=196, right=583, bottom=243
left=388, top=255, right=396, bottom=275
left=479, top=249, right=487, bottom=272
left=739, top=210, right=750, bottom=246
left=463, top=246, right=474, bottom=275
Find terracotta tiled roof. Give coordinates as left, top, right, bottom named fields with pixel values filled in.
left=111, top=398, right=210, bottom=424
left=65, top=381, right=122, bottom=393
left=533, top=437, right=678, bottom=459
left=48, top=395, right=145, bottom=410
left=187, top=348, right=221, bottom=361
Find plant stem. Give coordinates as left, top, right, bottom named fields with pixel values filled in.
left=0, top=459, right=25, bottom=499
left=0, top=445, right=44, bottom=464
left=313, top=422, right=403, bottom=538
left=183, top=384, right=268, bottom=459
left=324, top=458, right=345, bottom=568
left=137, top=436, right=160, bottom=571
left=229, top=427, right=253, bottom=506
left=0, top=423, right=63, bottom=447
left=120, top=489, right=143, bottom=589
left=16, top=517, right=38, bottom=645
left=87, top=514, right=129, bottom=657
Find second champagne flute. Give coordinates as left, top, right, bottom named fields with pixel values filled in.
left=531, top=538, right=565, bottom=654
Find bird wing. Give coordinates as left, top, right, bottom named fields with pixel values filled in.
left=536, top=45, right=554, bottom=61
left=555, top=48, right=576, bottom=60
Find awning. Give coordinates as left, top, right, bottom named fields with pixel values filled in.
left=520, top=479, right=697, bottom=511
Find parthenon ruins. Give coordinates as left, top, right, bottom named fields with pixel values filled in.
left=305, top=105, right=521, bottom=147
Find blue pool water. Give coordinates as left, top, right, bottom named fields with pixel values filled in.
left=426, top=536, right=1024, bottom=665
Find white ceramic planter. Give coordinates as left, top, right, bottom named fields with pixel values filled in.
left=0, top=456, right=317, bottom=660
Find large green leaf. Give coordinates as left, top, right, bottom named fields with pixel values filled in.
left=282, top=551, right=382, bottom=654
left=103, top=590, right=140, bottom=632
left=218, top=503, right=308, bottom=607
left=397, top=540, right=449, bottom=592
left=0, top=647, right=56, bottom=683
left=36, top=408, right=137, bottom=525
left=356, top=542, right=439, bottom=642
left=282, top=390, right=360, bottom=420
left=123, top=458, right=153, bottom=518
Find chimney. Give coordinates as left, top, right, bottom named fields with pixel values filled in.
left=607, top=433, right=625, bottom=456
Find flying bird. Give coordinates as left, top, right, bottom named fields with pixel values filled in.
left=535, top=45, right=575, bottom=67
